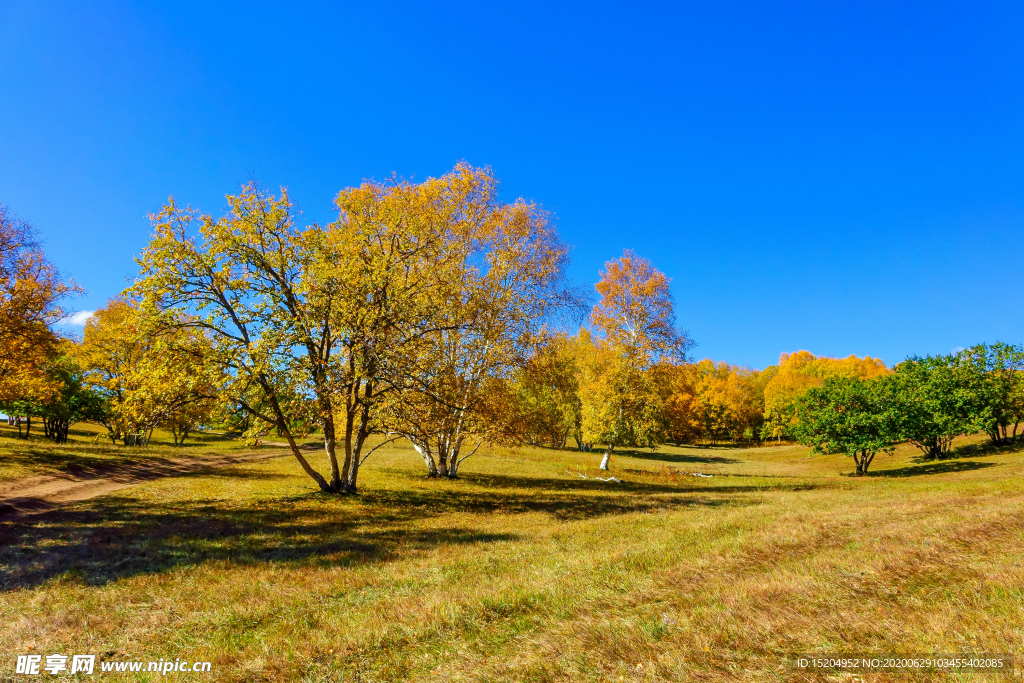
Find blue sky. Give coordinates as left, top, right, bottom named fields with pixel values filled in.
left=1, top=0, right=1021, bottom=369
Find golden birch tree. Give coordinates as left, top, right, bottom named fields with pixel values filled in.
left=383, top=171, right=577, bottom=478
left=582, top=251, right=692, bottom=469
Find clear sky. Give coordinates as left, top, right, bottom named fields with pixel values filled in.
left=1, top=0, right=1021, bottom=370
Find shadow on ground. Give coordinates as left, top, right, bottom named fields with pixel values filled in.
left=0, top=441, right=256, bottom=485
left=869, top=460, right=998, bottom=478
left=949, top=438, right=1024, bottom=459
left=0, top=470, right=802, bottom=590
left=606, top=447, right=742, bottom=465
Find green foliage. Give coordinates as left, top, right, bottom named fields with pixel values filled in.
left=887, top=354, right=978, bottom=460
left=796, top=376, right=899, bottom=475
left=760, top=351, right=889, bottom=441
left=956, top=342, right=1024, bottom=445
left=0, top=350, right=106, bottom=444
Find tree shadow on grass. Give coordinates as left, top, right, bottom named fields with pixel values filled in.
left=0, top=471, right=780, bottom=590
left=359, top=474, right=770, bottom=519
left=604, top=447, right=741, bottom=465
left=378, top=469, right=827, bottom=498
left=0, top=444, right=140, bottom=478
left=0, top=448, right=290, bottom=488
left=0, top=498, right=520, bottom=590
left=949, top=439, right=1024, bottom=459
left=868, top=460, right=997, bottom=478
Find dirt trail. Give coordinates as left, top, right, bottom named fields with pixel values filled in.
left=0, top=448, right=293, bottom=521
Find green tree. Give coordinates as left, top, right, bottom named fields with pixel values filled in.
left=957, top=342, right=1024, bottom=444
left=796, top=376, right=898, bottom=475
left=888, top=354, right=975, bottom=460
left=0, top=346, right=106, bottom=444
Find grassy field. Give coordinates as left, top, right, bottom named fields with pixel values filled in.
left=0, top=422, right=250, bottom=483
left=1, top=429, right=1022, bottom=681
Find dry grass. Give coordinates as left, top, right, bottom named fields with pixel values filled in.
left=0, top=422, right=249, bottom=483
left=1, top=433, right=1022, bottom=681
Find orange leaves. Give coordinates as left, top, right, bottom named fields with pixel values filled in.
left=590, top=250, right=690, bottom=368
left=654, top=359, right=769, bottom=444
left=0, top=204, right=79, bottom=404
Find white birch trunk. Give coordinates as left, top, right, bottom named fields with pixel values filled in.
left=412, top=442, right=438, bottom=477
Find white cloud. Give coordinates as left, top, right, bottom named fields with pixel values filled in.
left=66, top=310, right=95, bottom=326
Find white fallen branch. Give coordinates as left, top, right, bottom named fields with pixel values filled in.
left=690, top=473, right=713, bottom=478
left=573, top=471, right=623, bottom=483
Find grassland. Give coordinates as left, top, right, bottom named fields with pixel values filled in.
left=0, top=422, right=248, bottom=484
left=1, top=427, right=1022, bottom=682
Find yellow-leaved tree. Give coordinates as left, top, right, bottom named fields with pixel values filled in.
left=380, top=169, right=578, bottom=478
left=75, top=300, right=219, bottom=445
left=655, top=360, right=772, bottom=445
left=133, top=164, right=558, bottom=492
left=133, top=182, right=436, bottom=491
left=0, top=204, right=79, bottom=407
left=581, top=250, right=692, bottom=470
left=509, top=332, right=585, bottom=449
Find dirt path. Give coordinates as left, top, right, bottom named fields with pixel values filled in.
left=0, top=448, right=293, bottom=521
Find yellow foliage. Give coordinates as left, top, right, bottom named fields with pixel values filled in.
left=656, top=360, right=771, bottom=444
left=76, top=300, right=219, bottom=445
left=0, top=205, right=79, bottom=404
left=761, top=350, right=890, bottom=439
left=591, top=250, right=690, bottom=366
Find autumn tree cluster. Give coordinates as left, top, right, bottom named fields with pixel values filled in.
left=0, top=204, right=103, bottom=443
left=4, top=164, right=1022, bottom=490
left=124, top=164, right=575, bottom=492
left=0, top=202, right=219, bottom=446
left=506, top=288, right=895, bottom=469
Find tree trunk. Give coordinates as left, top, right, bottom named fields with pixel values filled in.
left=263, top=387, right=334, bottom=492
left=322, top=413, right=341, bottom=491
left=343, top=401, right=372, bottom=494
left=412, top=441, right=439, bottom=477
left=599, top=442, right=614, bottom=470
left=446, top=435, right=466, bottom=477
left=861, top=450, right=875, bottom=475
